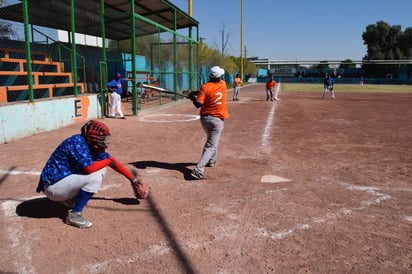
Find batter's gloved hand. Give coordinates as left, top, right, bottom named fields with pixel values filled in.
left=188, top=90, right=199, bottom=102
left=130, top=171, right=150, bottom=199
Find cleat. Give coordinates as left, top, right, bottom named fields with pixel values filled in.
left=66, top=210, right=93, bottom=228
left=190, top=169, right=204, bottom=180
left=206, top=160, right=216, bottom=167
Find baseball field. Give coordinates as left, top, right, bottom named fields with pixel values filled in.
left=0, top=83, right=411, bottom=273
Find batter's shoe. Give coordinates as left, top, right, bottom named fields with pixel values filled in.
left=66, top=210, right=93, bottom=228
left=190, top=169, right=204, bottom=180
left=206, top=160, right=216, bottom=167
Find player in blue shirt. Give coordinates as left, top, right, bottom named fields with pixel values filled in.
left=322, top=73, right=335, bottom=100
left=107, top=72, right=126, bottom=119
left=36, top=120, right=140, bottom=228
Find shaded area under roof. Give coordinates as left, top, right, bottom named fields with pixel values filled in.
left=0, top=0, right=199, bottom=41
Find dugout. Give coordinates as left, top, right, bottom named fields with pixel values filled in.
left=0, top=0, right=200, bottom=142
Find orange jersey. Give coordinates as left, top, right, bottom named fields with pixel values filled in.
left=196, top=80, right=229, bottom=119
left=234, top=77, right=242, bottom=87
left=266, top=79, right=276, bottom=89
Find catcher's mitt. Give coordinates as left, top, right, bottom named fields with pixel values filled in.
left=130, top=171, right=150, bottom=199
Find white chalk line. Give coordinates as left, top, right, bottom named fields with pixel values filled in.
left=0, top=169, right=41, bottom=176
left=81, top=182, right=411, bottom=271
left=261, top=100, right=277, bottom=149
left=0, top=178, right=126, bottom=274
left=260, top=84, right=280, bottom=149
left=138, top=113, right=199, bottom=123
left=258, top=182, right=393, bottom=240
left=2, top=198, right=38, bottom=274
left=3, top=182, right=410, bottom=273
left=80, top=243, right=172, bottom=273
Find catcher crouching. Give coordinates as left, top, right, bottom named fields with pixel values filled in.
left=36, top=120, right=149, bottom=228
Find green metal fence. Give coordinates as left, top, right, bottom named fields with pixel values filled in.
left=0, top=0, right=200, bottom=115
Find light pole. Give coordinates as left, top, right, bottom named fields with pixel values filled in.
left=240, top=0, right=244, bottom=80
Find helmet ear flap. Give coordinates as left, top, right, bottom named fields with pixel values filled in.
left=81, top=120, right=91, bottom=137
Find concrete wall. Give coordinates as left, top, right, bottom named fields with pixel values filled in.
left=0, top=94, right=102, bottom=143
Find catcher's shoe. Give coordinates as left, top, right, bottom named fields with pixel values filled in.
left=66, top=210, right=93, bottom=228
left=190, top=169, right=204, bottom=180
left=206, top=160, right=216, bottom=167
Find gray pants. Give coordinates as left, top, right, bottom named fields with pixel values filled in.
left=266, top=88, right=273, bottom=100
left=322, top=87, right=335, bottom=99
left=195, top=116, right=224, bottom=173
left=44, top=168, right=107, bottom=201
left=234, top=86, right=240, bottom=99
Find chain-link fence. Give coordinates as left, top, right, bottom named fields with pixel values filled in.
left=0, top=0, right=200, bottom=112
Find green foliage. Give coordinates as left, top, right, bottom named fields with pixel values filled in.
left=0, top=0, right=17, bottom=40
left=107, top=32, right=259, bottom=77
left=339, top=59, right=356, bottom=69
left=362, top=20, right=412, bottom=77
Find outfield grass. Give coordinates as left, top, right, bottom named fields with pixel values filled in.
left=281, top=83, right=412, bottom=93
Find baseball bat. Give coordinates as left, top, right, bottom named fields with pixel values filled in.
left=141, top=84, right=191, bottom=98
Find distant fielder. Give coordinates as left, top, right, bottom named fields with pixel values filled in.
left=322, top=73, right=335, bottom=100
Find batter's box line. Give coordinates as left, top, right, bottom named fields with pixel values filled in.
left=0, top=168, right=41, bottom=176
left=257, top=182, right=391, bottom=240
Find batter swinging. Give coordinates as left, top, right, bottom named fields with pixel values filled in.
left=189, top=66, right=229, bottom=180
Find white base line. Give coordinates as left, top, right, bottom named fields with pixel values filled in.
left=258, top=182, right=392, bottom=240
left=261, top=83, right=281, bottom=148
left=0, top=169, right=41, bottom=176
left=261, top=102, right=277, bottom=149
left=2, top=198, right=38, bottom=273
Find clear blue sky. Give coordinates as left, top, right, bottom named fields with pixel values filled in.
left=174, top=0, right=412, bottom=61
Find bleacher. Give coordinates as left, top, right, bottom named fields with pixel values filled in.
left=0, top=47, right=85, bottom=103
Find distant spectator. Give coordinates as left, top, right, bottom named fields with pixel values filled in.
left=107, top=72, right=126, bottom=119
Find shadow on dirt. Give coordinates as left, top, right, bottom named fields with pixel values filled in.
left=91, top=196, right=140, bottom=205
left=15, top=197, right=140, bottom=220
left=130, top=160, right=196, bottom=180
left=146, top=194, right=196, bottom=273
left=15, top=197, right=67, bottom=219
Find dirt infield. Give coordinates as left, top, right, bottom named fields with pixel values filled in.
left=1, top=84, right=411, bottom=273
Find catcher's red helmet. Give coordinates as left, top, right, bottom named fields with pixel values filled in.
left=81, top=120, right=111, bottom=152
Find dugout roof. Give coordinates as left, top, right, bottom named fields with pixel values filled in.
left=0, top=0, right=199, bottom=41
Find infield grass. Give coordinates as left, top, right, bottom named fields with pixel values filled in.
left=281, top=83, right=412, bottom=93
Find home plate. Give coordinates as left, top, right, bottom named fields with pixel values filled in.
left=261, top=175, right=291, bottom=183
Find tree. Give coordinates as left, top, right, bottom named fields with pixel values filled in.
left=0, top=1, right=17, bottom=39
left=316, top=61, right=330, bottom=70
left=215, top=23, right=231, bottom=60
left=339, top=59, right=356, bottom=69
left=362, top=20, right=412, bottom=77
left=399, top=27, right=412, bottom=58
